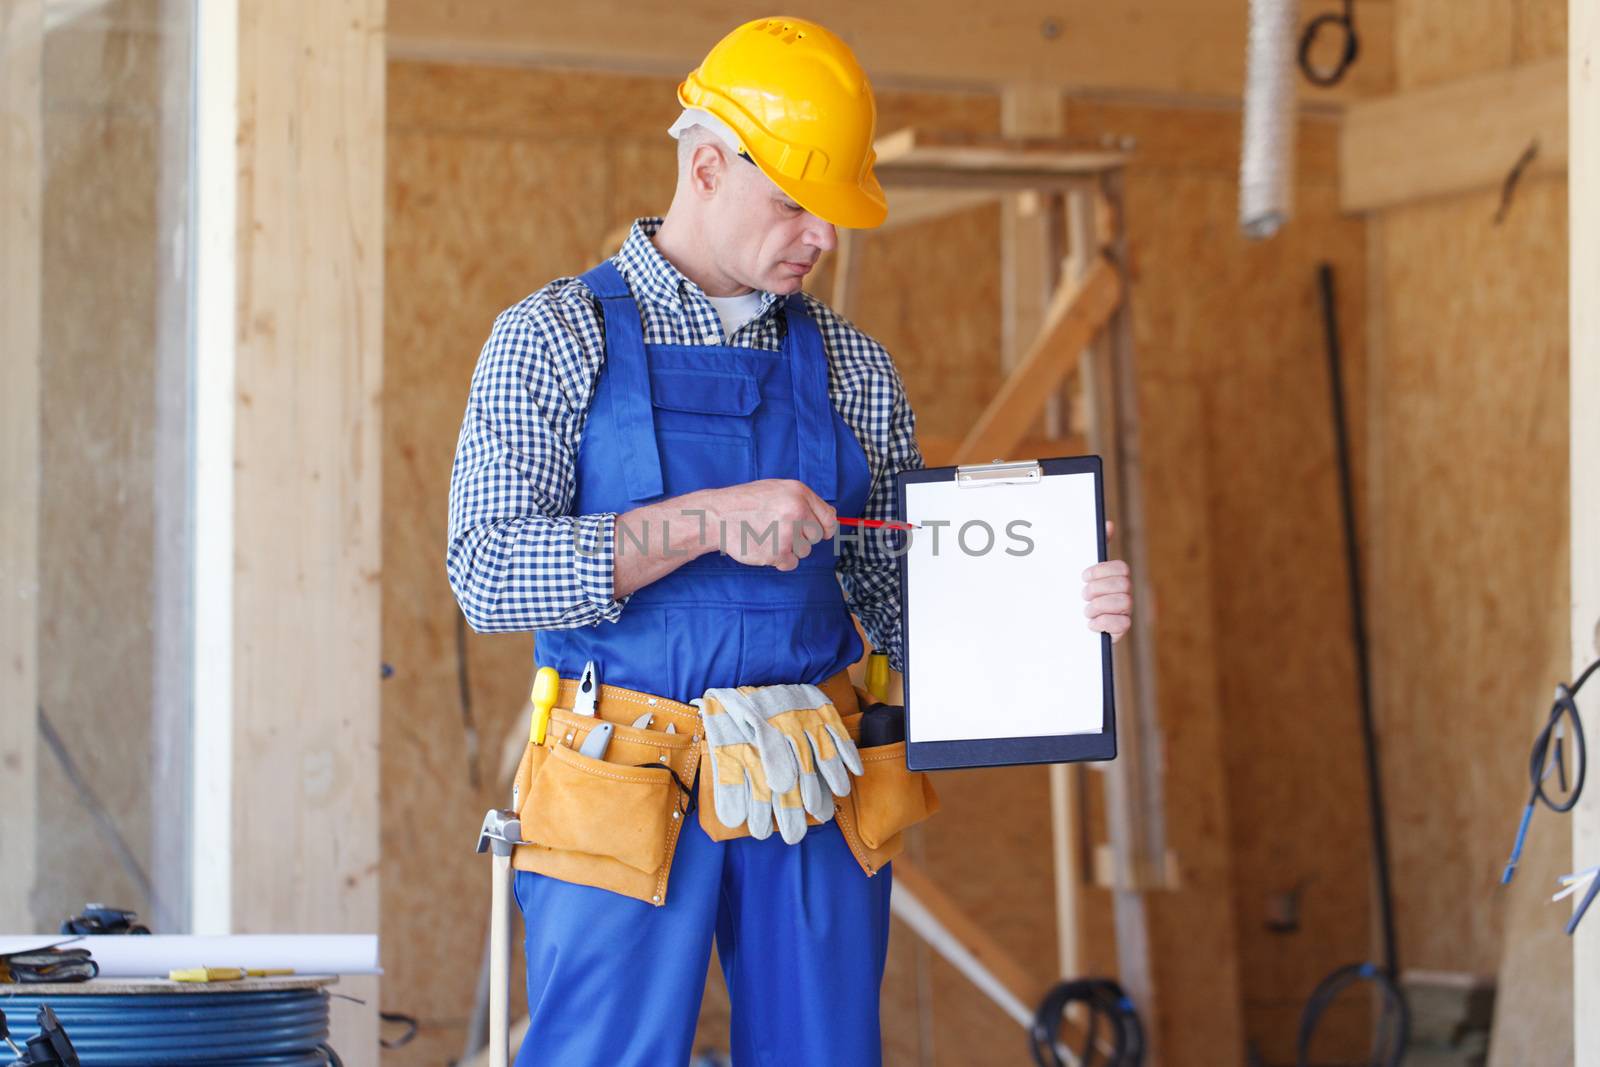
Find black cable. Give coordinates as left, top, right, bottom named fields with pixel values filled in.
left=1318, top=262, right=1401, bottom=979
left=1295, top=263, right=1410, bottom=1067
left=1298, top=0, right=1361, bottom=87
left=378, top=1011, right=419, bottom=1050
left=1493, top=140, right=1540, bottom=226
left=1531, top=676, right=1592, bottom=814
left=59, top=906, right=149, bottom=937
left=1029, top=978, right=1144, bottom=1067
left=1296, top=963, right=1409, bottom=1067
left=1502, top=657, right=1597, bottom=883
left=3, top=1004, right=82, bottom=1067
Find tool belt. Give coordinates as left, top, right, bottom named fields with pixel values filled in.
left=510, top=670, right=941, bottom=906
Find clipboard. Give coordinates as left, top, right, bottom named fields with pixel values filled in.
left=895, top=456, right=1116, bottom=771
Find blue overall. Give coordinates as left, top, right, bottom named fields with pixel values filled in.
left=514, top=261, right=893, bottom=1066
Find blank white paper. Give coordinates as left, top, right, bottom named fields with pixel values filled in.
left=903, top=473, right=1105, bottom=745
left=0, top=935, right=382, bottom=976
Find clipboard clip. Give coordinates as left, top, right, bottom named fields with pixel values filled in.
left=956, top=459, right=1043, bottom=487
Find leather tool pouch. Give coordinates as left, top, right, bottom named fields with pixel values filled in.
left=695, top=683, right=941, bottom=876
left=512, top=703, right=699, bottom=907
left=850, top=734, right=941, bottom=851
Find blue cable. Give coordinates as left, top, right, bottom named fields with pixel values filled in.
left=0, top=988, right=340, bottom=1066
left=1502, top=802, right=1536, bottom=884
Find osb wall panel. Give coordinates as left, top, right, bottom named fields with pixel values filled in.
left=1068, top=101, right=1372, bottom=1064
left=1397, top=0, right=1565, bottom=88
left=1372, top=178, right=1570, bottom=1058
left=33, top=2, right=182, bottom=933
left=1513, top=0, right=1567, bottom=62
left=1376, top=5, right=1572, bottom=1060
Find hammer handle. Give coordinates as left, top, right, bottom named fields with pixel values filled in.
left=490, top=853, right=512, bottom=1067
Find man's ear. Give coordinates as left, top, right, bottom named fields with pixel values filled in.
left=687, top=141, right=726, bottom=200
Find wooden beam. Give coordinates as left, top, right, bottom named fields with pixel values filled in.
left=230, top=0, right=385, bottom=1060
left=879, top=188, right=1000, bottom=232
left=386, top=0, right=1394, bottom=101
left=954, top=258, right=1122, bottom=465
left=877, top=126, right=1129, bottom=180
left=1340, top=58, right=1565, bottom=213
left=0, top=0, right=42, bottom=934
left=1572, top=0, right=1600, bottom=1058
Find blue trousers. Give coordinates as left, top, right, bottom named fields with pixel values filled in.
left=514, top=814, right=894, bottom=1066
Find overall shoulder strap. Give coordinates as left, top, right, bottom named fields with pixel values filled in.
left=577, top=259, right=631, bottom=300
left=782, top=294, right=838, bottom=503
left=579, top=260, right=664, bottom=502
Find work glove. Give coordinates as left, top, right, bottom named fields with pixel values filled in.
left=699, top=684, right=864, bottom=844
left=697, top=691, right=790, bottom=843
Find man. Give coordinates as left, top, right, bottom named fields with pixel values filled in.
left=446, top=16, right=1134, bottom=1066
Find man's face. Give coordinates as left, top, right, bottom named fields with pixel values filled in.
left=705, top=149, right=838, bottom=295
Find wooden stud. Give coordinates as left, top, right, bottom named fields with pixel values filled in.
left=1001, top=87, right=1068, bottom=438
left=1082, top=168, right=1164, bottom=1039
left=1047, top=184, right=1105, bottom=985
left=1572, top=0, right=1600, bottom=1058
left=231, top=1, right=386, bottom=1060
left=0, top=0, right=42, bottom=934
left=831, top=228, right=860, bottom=319
left=1340, top=58, right=1565, bottom=212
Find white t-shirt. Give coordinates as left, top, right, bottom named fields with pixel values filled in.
left=705, top=291, right=765, bottom=341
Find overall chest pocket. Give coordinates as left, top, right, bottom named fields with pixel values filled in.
left=650, top=368, right=759, bottom=496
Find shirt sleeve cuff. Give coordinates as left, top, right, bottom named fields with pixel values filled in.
left=574, top=512, right=629, bottom=623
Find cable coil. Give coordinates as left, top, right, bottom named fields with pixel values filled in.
left=1030, top=978, right=1145, bottom=1067
left=0, top=988, right=340, bottom=1067
left=1502, top=658, right=1597, bottom=885
left=1295, top=963, right=1409, bottom=1067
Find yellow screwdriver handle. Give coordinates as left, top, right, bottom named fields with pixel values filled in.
left=530, top=666, right=560, bottom=745
left=866, top=650, right=890, bottom=703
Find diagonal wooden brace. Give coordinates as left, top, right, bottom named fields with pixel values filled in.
left=955, top=257, right=1123, bottom=465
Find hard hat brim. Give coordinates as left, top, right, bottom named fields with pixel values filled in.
left=748, top=155, right=889, bottom=230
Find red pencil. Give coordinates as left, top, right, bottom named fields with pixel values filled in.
left=837, top=517, right=918, bottom=531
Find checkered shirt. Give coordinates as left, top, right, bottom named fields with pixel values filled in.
left=445, top=218, right=922, bottom=672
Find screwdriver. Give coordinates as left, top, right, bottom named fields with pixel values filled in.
left=529, top=666, right=560, bottom=746
left=170, top=968, right=293, bottom=983
left=866, top=650, right=890, bottom=703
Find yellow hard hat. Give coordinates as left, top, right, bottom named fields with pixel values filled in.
left=678, top=17, right=888, bottom=229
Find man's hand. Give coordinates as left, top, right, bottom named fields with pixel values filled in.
left=1084, top=519, right=1133, bottom=643
left=704, top=480, right=837, bottom=571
